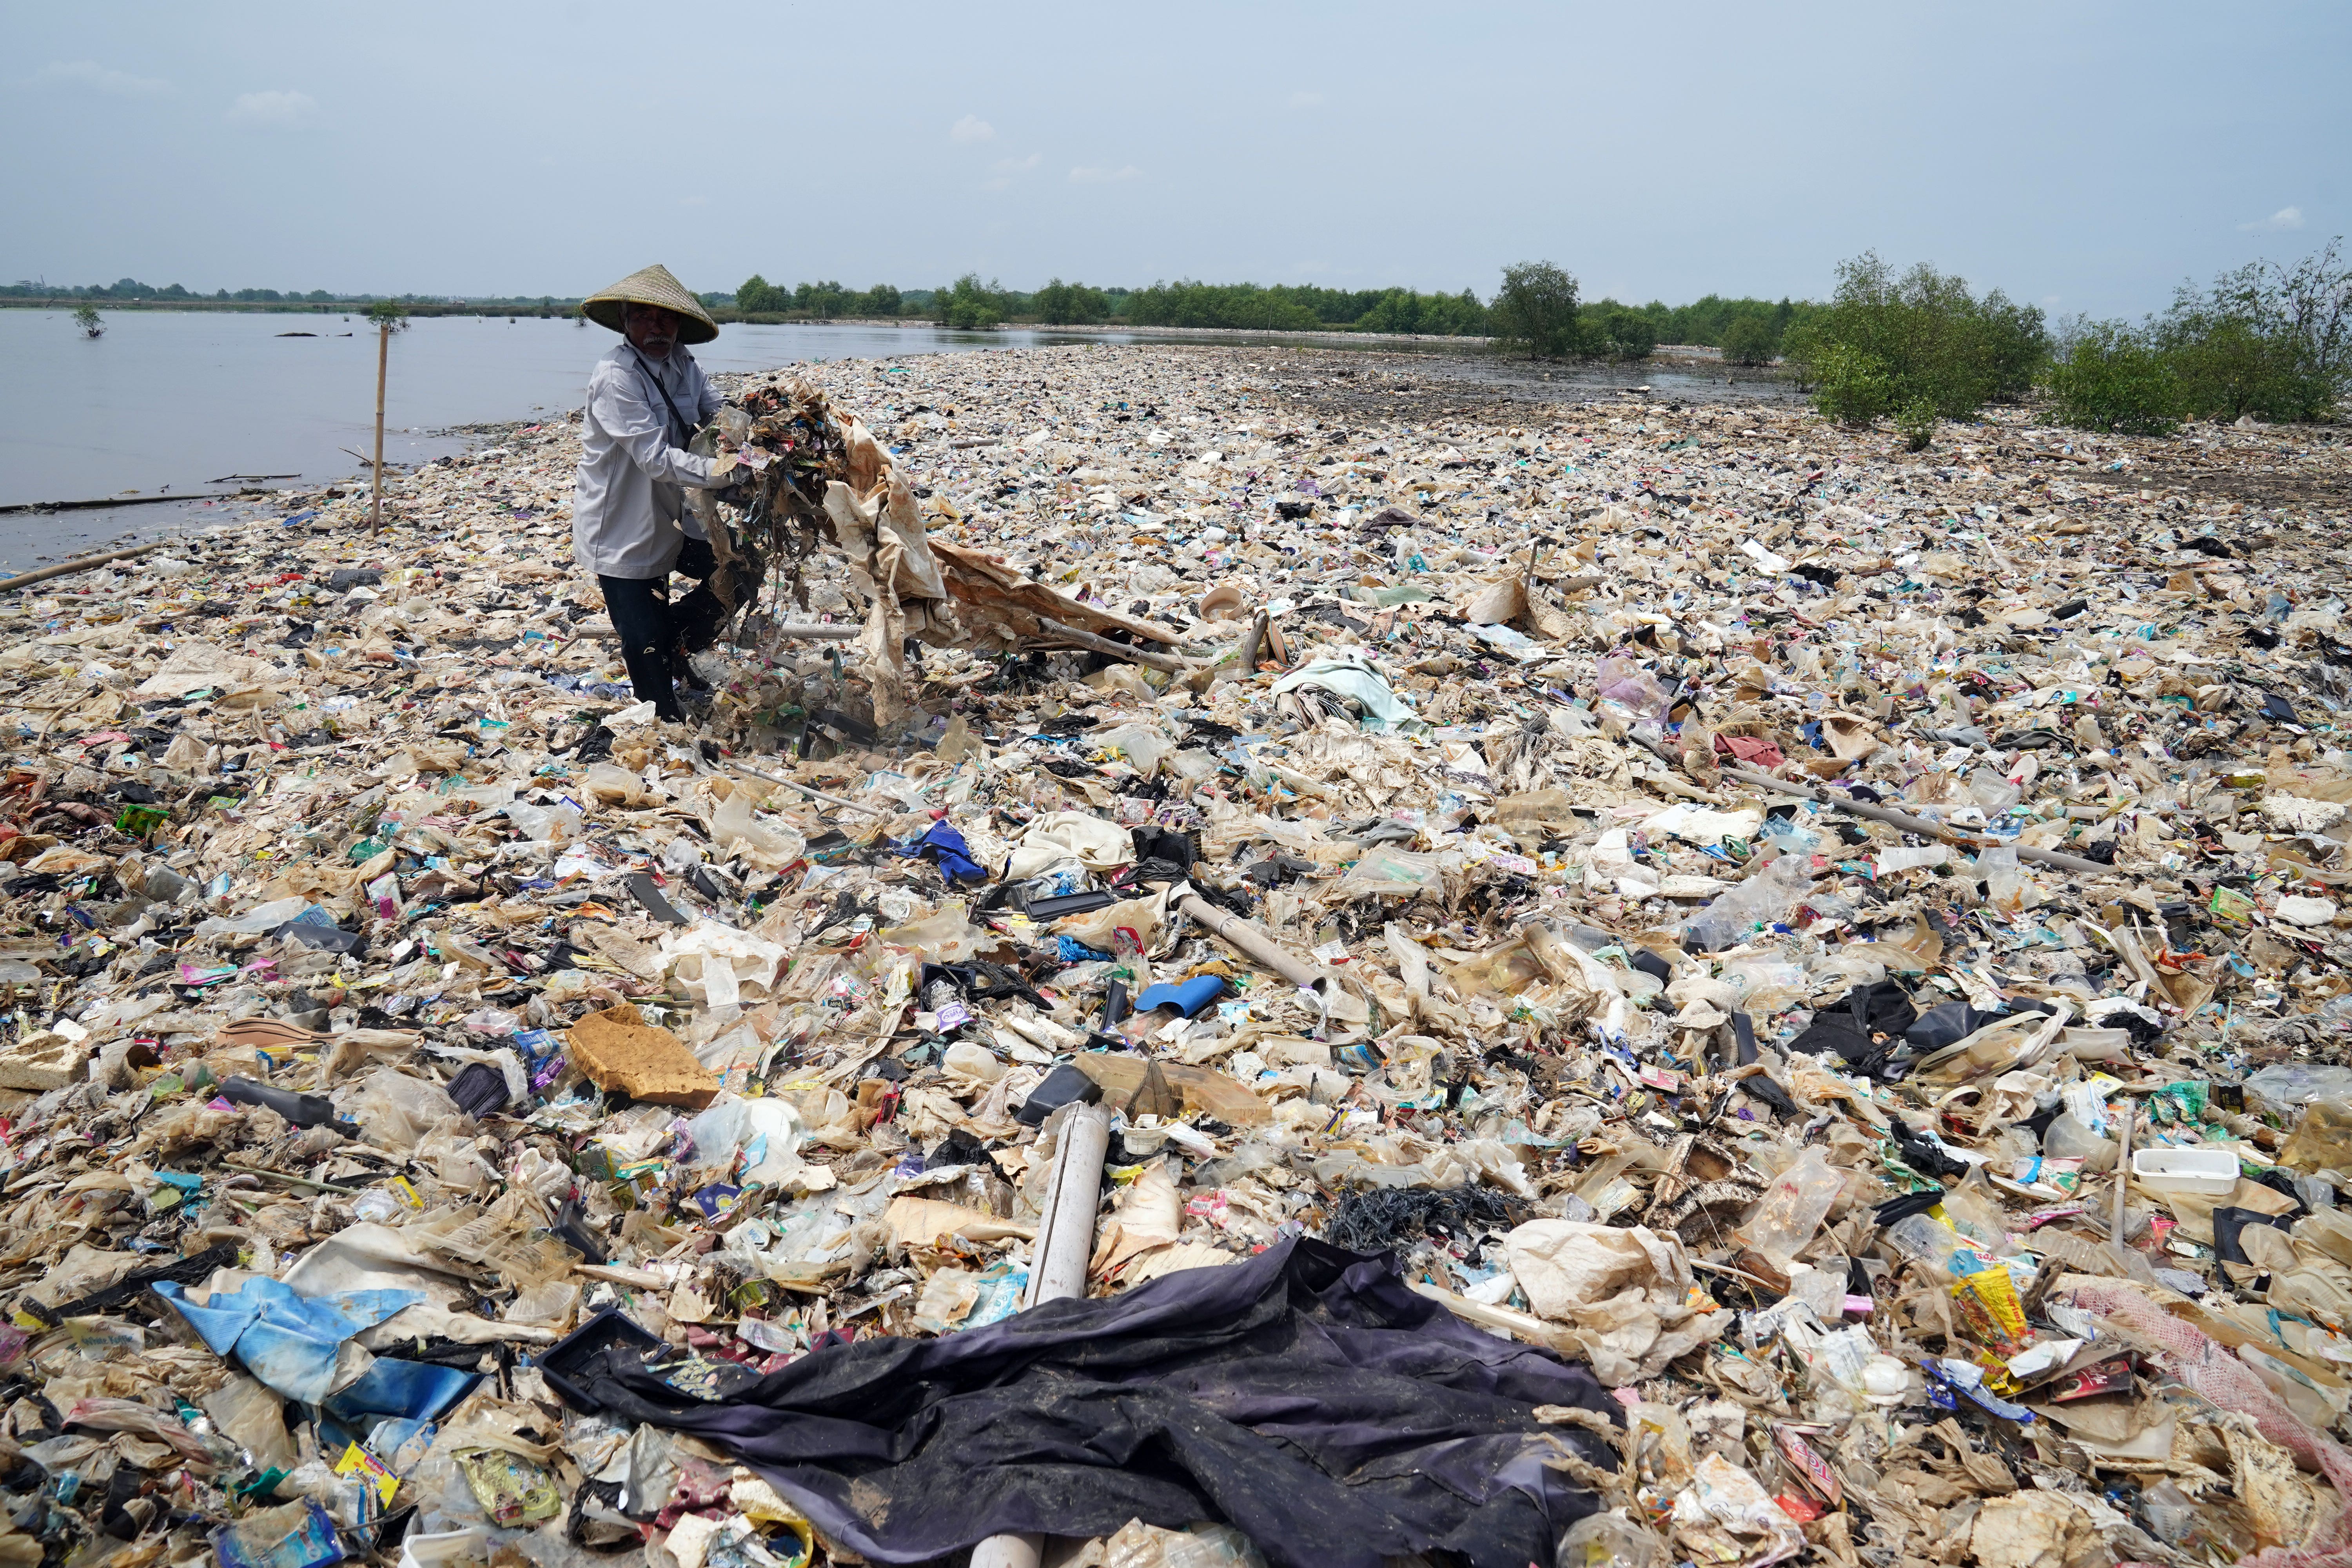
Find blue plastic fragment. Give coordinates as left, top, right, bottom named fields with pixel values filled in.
left=1134, top=974, right=1229, bottom=1018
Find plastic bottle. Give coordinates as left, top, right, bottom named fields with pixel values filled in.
left=2042, top=1110, right=2119, bottom=1172
left=2139, top=1480, right=2195, bottom=1544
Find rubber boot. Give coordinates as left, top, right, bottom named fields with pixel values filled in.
left=620, top=635, right=684, bottom=722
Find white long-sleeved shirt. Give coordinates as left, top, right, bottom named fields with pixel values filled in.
left=571, top=340, right=730, bottom=579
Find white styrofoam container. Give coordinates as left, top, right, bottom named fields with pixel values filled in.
left=2131, top=1145, right=2239, bottom=1195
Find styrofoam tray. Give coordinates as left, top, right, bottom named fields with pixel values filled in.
left=2131, top=1145, right=2239, bottom=1194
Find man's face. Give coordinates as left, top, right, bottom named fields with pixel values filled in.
left=624, top=303, right=682, bottom=358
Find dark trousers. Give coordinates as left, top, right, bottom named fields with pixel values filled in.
left=599, top=535, right=726, bottom=715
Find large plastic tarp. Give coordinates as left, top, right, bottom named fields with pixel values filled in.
left=544, top=1238, right=1617, bottom=1568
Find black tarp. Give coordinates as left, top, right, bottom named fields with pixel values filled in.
left=544, top=1238, right=1617, bottom=1568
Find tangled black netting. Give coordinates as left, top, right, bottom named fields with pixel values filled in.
left=1324, top=1185, right=1530, bottom=1254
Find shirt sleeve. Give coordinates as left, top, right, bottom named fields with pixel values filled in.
left=588, top=364, right=729, bottom=488
left=691, top=361, right=723, bottom=425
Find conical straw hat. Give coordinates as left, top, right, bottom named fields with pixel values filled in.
left=581, top=263, right=719, bottom=345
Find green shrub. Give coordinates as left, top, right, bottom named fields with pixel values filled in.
left=1032, top=279, right=1111, bottom=325
left=2047, top=320, right=2180, bottom=434
left=1811, top=342, right=1893, bottom=425
left=1783, top=252, right=2047, bottom=421
left=1895, top=398, right=1936, bottom=450
left=935, top=274, right=1009, bottom=330
left=736, top=274, right=785, bottom=314
left=2154, top=241, right=2348, bottom=422
left=1719, top=314, right=1777, bottom=365
left=1354, top=287, right=1489, bottom=336
left=1489, top=261, right=1582, bottom=358
left=1584, top=303, right=1657, bottom=359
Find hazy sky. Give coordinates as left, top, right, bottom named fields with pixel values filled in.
left=7, top=1, right=2345, bottom=318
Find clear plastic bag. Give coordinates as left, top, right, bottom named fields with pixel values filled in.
left=1938, top=1167, right=2014, bottom=1252
left=1910, top=1013, right=2046, bottom=1087
left=501, top=801, right=580, bottom=842
left=1098, top=723, right=1171, bottom=780
left=1679, top=855, right=1816, bottom=953
left=1594, top=655, right=1675, bottom=721
left=2139, top=1479, right=2196, bottom=1544
left=1557, top=1510, right=1665, bottom=1568
left=340, top=1066, right=465, bottom=1149
left=1716, top=955, right=1811, bottom=1012
left=2247, top=1063, right=2352, bottom=1111
left=1973, top=845, right=2031, bottom=911
left=2279, top=1098, right=2352, bottom=1174
left=1336, top=847, right=1448, bottom=897
left=1735, top=1145, right=1841, bottom=1261
left=201, top=1374, right=298, bottom=1472
left=684, top=1096, right=806, bottom=1184
left=709, top=786, right=806, bottom=866
left=583, top=762, right=659, bottom=807
left=1098, top=1520, right=1268, bottom=1568
left=878, top=901, right=987, bottom=962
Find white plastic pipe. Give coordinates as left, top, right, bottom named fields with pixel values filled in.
left=970, top=1535, right=1045, bottom=1568
left=1023, top=1103, right=1111, bottom=1309
left=973, top=1104, right=1111, bottom=1568
left=1176, top=893, right=1324, bottom=991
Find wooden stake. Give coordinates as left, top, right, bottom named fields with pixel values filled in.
left=371, top=322, right=389, bottom=533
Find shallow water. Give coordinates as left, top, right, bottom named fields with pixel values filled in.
left=0, top=311, right=1159, bottom=570
left=0, top=310, right=1796, bottom=572
left=0, top=310, right=1139, bottom=509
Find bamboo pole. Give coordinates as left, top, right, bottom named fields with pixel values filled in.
left=1717, top=763, right=2112, bottom=875
left=725, top=759, right=896, bottom=819
left=0, top=539, right=171, bottom=592
left=1030, top=615, right=1191, bottom=673
left=371, top=322, right=389, bottom=534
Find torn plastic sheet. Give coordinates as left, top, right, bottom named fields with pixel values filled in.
left=1269, top=656, right=1421, bottom=731
left=154, top=1278, right=423, bottom=1403
left=321, top=1356, right=480, bottom=1426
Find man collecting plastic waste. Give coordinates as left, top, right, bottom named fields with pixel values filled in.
left=572, top=263, right=741, bottom=723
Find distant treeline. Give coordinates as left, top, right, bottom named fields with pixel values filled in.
left=19, top=272, right=1821, bottom=359
left=3, top=278, right=579, bottom=312
left=714, top=271, right=1814, bottom=356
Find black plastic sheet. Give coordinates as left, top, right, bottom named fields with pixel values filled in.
left=544, top=1239, right=1617, bottom=1568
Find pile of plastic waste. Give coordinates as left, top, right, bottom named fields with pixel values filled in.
left=0, top=341, right=2343, bottom=1568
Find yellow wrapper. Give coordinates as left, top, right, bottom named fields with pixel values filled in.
left=336, top=1442, right=398, bottom=1508
left=1953, top=1267, right=2031, bottom=1356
